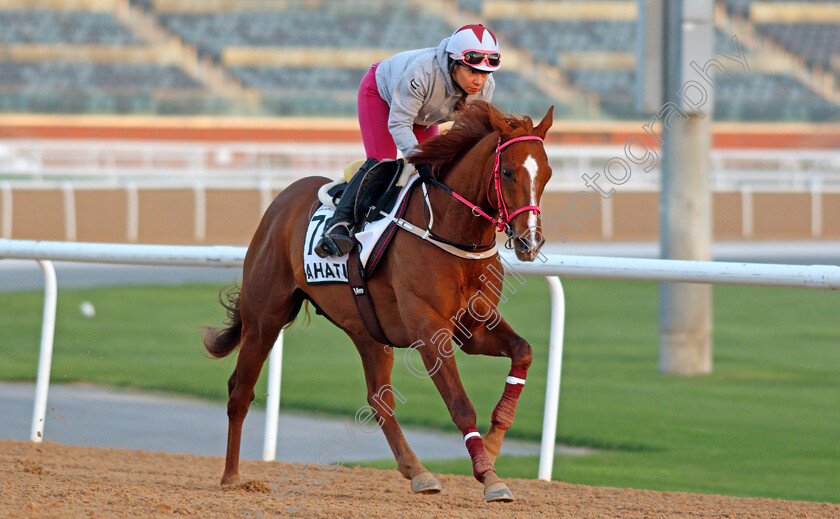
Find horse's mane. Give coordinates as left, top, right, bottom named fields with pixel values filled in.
left=408, top=101, right=536, bottom=176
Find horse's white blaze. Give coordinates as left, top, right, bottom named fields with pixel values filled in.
left=523, top=155, right=539, bottom=237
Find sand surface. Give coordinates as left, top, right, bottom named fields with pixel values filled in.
left=2, top=439, right=838, bottom=518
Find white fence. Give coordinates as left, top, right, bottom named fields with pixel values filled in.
left=4, top=140, right=840, bottom=190
left=1, top=238, right=838, bottom=481
left=3, top=181, right=839, bottom=244
left=3, top=141, right=840, bottom=243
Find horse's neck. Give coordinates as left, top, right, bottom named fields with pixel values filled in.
left=424, top=134, right=498, bottom=245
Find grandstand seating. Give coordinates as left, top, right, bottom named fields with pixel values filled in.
left=455, top=0, right=485, bottom=13
left=490, top=19, right=746, bottom=68
left=157, top=11, right=451, bottom=60
left=567, top=70, right=840, bottom=121
left=493, top=19, right=633, bottom=64
left=721, top=0, right=759, bottom=16
left=229, top=66, right=365, bottom=92
left=717, top=73, right=840, bottom=121
left=0, top=7, right=218, bottom=115
left=0, top=62, right=201, bottom=90
left=228, top=66, right=360, bottom=116
left=0, top=90, right=231, bottom=115
left=0, top=10, right=143, bottom=45
left=0, top=0, right=837, bottom=121
left=756, top=23, right=840, bottom=69
left=228, top=65, right=566, bottom=117
left=130, top=0, right=154, bottom=10
left=493, top=71, right=571, bottom=116
left=721, top=0, right=840, bottom=17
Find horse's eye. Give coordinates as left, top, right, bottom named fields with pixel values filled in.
left=502, top=168, right=514, bottom=179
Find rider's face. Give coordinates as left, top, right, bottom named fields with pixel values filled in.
left=451, top=64, right=490, bottom=95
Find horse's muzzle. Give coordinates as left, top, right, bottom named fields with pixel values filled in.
left=513, top=231, right=543, bottom=262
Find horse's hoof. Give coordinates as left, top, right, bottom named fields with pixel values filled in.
left=484, top=480, right=515, bottom=502
left=411, top=472, right=442, bottom=494
left=220, top=474, right=240, bottom=488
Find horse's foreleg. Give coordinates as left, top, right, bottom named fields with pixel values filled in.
left=351, top=336, right=440, bottom=494
left=459, top=319, right=533, bottom=465
left=414, top=333, right=514, bottom=502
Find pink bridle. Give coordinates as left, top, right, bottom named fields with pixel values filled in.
left=448, top=135, right=544, bottom=234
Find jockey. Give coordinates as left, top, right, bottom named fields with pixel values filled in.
left=315, top=23, right=501, bottom=258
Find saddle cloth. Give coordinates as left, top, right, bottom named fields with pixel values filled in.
left=303, top=175, right=419, bottom=285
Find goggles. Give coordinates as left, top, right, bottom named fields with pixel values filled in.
left=455, top=50, right=501, bottom=68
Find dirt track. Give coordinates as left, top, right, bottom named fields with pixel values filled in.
left=2, top=439, right=838, bottom=518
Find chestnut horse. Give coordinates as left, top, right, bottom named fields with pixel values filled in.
left=204, top=101, right=553, bottom=502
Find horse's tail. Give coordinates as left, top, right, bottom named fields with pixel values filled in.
left=203, top=285, right=243, bottom=359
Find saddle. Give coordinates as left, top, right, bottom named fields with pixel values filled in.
left=305, top=165, right=420, bottom=284
left=318, top=158, right=412, bottom=226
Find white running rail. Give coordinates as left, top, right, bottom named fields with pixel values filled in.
left=1, top=239, right=838, bottom=481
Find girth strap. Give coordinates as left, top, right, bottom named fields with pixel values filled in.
left=346, top=245, right=392, bottom=345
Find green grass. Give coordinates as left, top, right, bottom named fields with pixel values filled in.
left=1, top=278, right=838, bottom=503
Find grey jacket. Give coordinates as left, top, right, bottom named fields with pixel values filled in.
left=375, top=37, right=495, bottom=158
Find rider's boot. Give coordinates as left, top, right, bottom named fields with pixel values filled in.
left=315, top=157, right=378, bottom=258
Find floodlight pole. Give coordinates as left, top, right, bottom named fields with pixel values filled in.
left=658, top=0, right=715, bottom=374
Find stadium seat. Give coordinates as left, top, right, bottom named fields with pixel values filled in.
left=0, top=0, right=837, bottom=121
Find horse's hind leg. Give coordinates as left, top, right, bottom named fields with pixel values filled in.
left=221, top=289, right=303, bottom=486
left=350, top=335, right=441, bottom=494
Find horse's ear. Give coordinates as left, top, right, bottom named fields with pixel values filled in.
left=535, top=105, right=554, bottom=139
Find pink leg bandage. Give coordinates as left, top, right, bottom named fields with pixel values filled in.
left=461, top=425, right=495, bottom=482
left=491, top=367, right=528, bottom=430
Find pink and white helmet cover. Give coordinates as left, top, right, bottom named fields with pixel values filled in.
left=445, top=24, right=501, bottom=72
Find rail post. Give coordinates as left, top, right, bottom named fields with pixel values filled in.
left=538, top=276, right=566, bottom=480
left=30, top=260, right=57, bottom=443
